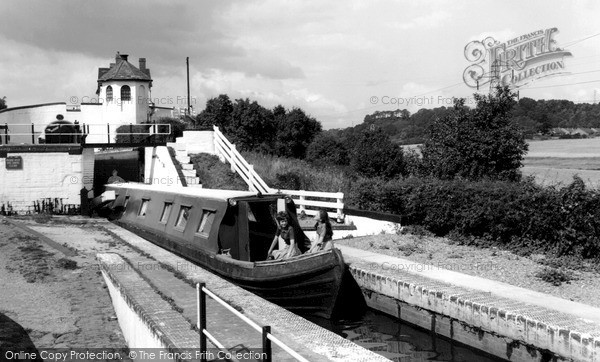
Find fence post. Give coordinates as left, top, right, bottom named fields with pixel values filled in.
left=336, top=194, right=344, bottom=223
left=299, top=192, right=306, bottom=214
left=262, top=326, right=272, bottom=362
left=198, top=283, right=207, bottom=362
left=107, top=124, right=110, bottom=143
left=129, top=123, right=133, bottom=143
left=31, top=123, right=35, bottom=144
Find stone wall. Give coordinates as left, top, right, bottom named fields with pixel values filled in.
left=0, top=146, right=94, bottom=214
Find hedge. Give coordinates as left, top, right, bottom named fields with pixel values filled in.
left=346, top=176, right=600, bottom=260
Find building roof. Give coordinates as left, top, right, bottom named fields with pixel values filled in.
left=107, top=182, right=263, bottom=201
left=98, top=52, right=152, bottom=82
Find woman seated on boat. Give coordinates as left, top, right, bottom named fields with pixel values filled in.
left=267, top=211, right=302, bottom=260
left=308, top=209, right=334, bottom=253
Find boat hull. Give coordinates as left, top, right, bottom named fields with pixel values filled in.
left=116, top=221, right=345, bottom=319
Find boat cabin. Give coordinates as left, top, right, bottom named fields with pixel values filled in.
left=106, top=183, right=304, bottom=261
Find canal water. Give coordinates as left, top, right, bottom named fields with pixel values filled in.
left=303, top=309, right=508, bottom=362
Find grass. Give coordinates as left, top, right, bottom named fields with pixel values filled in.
left=526, top=138, right=600, bottom=158
left=242, top=151, right=346, bottom=192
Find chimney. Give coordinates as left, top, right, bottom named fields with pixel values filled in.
left=139, top=58, right=146, bottom=70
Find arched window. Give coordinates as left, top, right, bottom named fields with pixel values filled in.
left=106, top=86, right=113, bottom=101
left=121, top=85, right=131, bottom=101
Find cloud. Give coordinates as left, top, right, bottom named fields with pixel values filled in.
left=391, top=11, right=451, bottom=30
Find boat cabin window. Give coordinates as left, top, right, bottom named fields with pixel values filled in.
left=138, top=199, right=150, bottom=217
left=175, top=206, right=191, bottom=230
left=160, top=202, right=172, bottom=223
left=196, top=209, right=215, bottom=238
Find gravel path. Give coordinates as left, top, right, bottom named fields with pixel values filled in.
left=0, top=216, right=131, bottom=352
left=336, top=232, right=600, bottom=308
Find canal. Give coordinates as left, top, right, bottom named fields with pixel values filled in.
left=303, top=309, right=508, bottom=362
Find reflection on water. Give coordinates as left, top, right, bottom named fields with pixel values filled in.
left=304, top=309, right=508, bottom=362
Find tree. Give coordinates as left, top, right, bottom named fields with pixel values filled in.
left=228, top=98, right=275, bottom=153
left=350, top=128, right=405, bottom=179
left=306, top=132, right=349, bottom=166
left=0, top=96, right=6, bottom=111
left=420, top=86, right=528, bottom=181
left=195, top=94, right=233, bottom=130
left=274, top=108, right=322, bottom=158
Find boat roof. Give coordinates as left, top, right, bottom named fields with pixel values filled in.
left=107, top=182, right=271, bottom=201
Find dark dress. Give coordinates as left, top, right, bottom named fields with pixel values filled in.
left=272, top=225, right=302, bottom=259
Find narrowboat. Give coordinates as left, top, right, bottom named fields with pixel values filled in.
left=104, top=183, right=345, bottom=319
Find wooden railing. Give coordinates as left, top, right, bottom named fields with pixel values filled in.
left=212, top=126, right=344, bottom=219
left=213, top=126, right=271, bottom=194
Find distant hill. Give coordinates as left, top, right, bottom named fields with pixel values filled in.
left=325, top=98, right=600, bottom=144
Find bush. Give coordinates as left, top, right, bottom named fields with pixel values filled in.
left=189, top=154, right=248, bottom=190
left=350, top=128, right=405, bottom=179
left=345, top=175, right=600, bottom=262
left=420, top=86, right=528, bottom=181
left=306, top=133, right=349, bottom=166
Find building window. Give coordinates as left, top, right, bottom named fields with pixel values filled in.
left=121, top=85, right=131, bottom=101
left=106, top=86, right=113, bottom=101
left=138, top=199, right=149, bottom=217
left=196, top=210, right=215, bottom=238
left=160, top=202, right=172, bottom=223
left=175, top=206, right=191, bottom=230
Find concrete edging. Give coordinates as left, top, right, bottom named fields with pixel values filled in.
left=338, top=245, right=600, bottom=362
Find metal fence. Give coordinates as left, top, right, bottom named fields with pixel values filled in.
left=196, top=283, right=309, bottom=362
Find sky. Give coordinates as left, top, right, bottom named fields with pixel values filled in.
left=1, top=0, right=599, bottom=129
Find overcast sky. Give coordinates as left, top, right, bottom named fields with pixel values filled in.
left=1, top=0, right=599, bottom=129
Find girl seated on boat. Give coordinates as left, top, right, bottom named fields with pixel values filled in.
left=308, top=209, right=334, bottom=253
left=267, top=211, right=302, bottom=260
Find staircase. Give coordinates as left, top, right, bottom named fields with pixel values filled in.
left=166, top=140, right=202, bottom=187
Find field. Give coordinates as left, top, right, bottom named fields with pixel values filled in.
left=522, top=138, right=600, bottom=188
left=404, top=139, right=600, bottom=188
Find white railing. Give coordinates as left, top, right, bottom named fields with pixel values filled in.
left=212, top=126, right=344, bottom=220
left=281, top=190, right=344, bottom=220
left=213, top=126, right=272, bottom=194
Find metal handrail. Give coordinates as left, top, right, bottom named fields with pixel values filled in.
left=0, top=122, right=172, bottom=145
left=196, top=283, right=309, bottom=362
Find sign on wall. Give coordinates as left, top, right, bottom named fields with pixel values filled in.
left=463, top=28, right=572, bottom=91
left=6, top=156, right=23, bottom=170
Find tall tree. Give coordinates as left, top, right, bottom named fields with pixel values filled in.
left=275, top=108, right=322, bottom=159
left=228, top=98, right=275, bottom=152
left=195, top=94, right=233, bottom=129
left=421, top=86, right=528, bottom=181
left=0, top=96, right=7, bottom=110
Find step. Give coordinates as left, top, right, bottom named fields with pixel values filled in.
left=181, top=169, right=196, bottom=178
left=185, top=177, right=201, bottom=185
left=180, top=163, right=194, bottom=170
left=171, top=140, right=187, bottom=152
left=175, top=156, right=190, bottom=164
left=175, top=149, right=188, bottom=158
